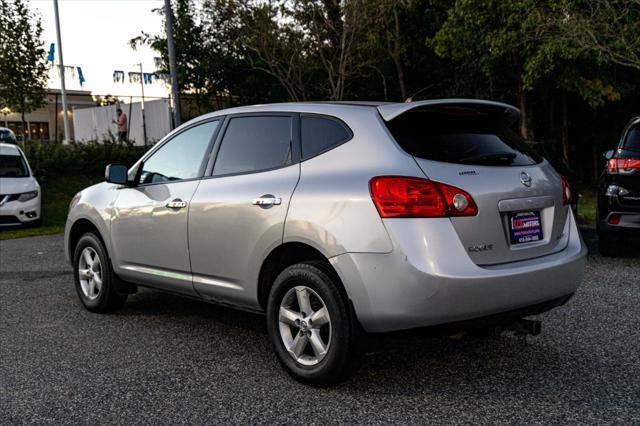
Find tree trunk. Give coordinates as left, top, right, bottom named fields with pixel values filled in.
left=561, top=94, right=569, bottom=164
left=21, top=110, right=27, bottom=143
left=516, top=74, right=534, bottom=140
left=391, top=8, right=407, bottom=100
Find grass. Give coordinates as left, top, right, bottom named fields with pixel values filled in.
left=577, top=189, right=597, bottom=227
left=0, top=174, right=101, bottom=240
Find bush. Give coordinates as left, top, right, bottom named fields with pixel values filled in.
left=21, top=140, right=150, bottom=176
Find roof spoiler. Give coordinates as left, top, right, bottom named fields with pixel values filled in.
left=377, top=99, right=520, bottom=126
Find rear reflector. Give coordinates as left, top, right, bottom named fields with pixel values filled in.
left=608, top=214, right=621, bottom=225
left=369, top=176, right=478, bottom=218
left=607, top=158, right=640, bottom=175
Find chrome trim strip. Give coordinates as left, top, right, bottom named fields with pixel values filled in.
left=192, top=275, right=243, bottom=291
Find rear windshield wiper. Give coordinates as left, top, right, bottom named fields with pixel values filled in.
left=458, top=152, right=517, bottom=165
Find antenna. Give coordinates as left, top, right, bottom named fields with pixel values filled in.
left=404, top=84, right=436, bottom=103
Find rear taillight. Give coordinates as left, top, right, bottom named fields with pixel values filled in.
left=607, top=158, right=640, bottom=175
left=561, top=175, right=572, bottom=206
left=369, top=176, right=478, bottom=218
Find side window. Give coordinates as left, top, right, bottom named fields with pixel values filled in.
left=301, top=116, right=350, bottom=160
left=213, top=116, right=292, bottom=175
left=140, top=120, right=219, bottom=184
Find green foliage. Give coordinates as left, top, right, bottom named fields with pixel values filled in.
left=21, top=141, right=149, bottom=176
left=0, top=0, right=48, bottom=120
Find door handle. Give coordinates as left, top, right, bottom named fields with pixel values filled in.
left=252, top=196, right=282, bottom=206
left=166, top=199, right=187, bottom=209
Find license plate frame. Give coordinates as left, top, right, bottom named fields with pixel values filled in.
left=508, top=210, right=543, bottom=245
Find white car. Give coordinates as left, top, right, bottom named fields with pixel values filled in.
left=0, top=143, right=41, bottom=227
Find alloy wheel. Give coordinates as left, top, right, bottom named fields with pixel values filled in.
left=278, top=285, right=332, bottom=366
left=78, top=247, right=103, bottom=300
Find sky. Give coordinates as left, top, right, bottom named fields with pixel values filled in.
left=30, top=0, right=170, bottom=99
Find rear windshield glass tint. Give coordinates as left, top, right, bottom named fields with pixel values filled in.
left=0, top=154, right=29, bottom=177
left=623, top=124, right=640, bottom=152
left=385, top=111, right=542, bottom=166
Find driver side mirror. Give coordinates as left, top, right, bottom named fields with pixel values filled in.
left=603, top=150, right=614, bottom=160
left=105, top=163, right=129, bottom=185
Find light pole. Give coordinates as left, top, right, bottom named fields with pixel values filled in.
left=164, top=0, right=181, bottom=128
left=53, top=0, right=70, bottom=142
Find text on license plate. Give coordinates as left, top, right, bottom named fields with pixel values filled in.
left=509, top=210, right=543, bottom=244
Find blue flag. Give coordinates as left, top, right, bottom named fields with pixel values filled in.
left=77, top=67, right=85, bottom=87
left=47, top=43, right=55, bottom=62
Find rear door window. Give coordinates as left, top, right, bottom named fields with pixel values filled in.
left=213, top=116, right=293, bottom=175
left=622, top=124, right=640, bottom=152
left=386, top=111, right=542, bottom=166
left=301, top=116, right=351, bottom=160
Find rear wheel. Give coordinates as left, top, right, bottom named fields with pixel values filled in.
left=73, top=233, right=127, bottom=312
left=266, top=262, right=358, bottom=386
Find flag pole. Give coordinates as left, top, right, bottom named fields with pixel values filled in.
left=53, top=0, right=70, bottom=143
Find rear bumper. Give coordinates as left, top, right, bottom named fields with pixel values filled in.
left=597, top=212, right=640, bottom=237
left=331, top=212, right=587, bottom=333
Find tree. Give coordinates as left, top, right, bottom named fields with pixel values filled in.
left=559, top=0, right=640, bottom=72
left=429, top=0, right=622, bottom=162
left=0, top=0, right=48, bottom=138
left=94, top=94, right=121, bottom=106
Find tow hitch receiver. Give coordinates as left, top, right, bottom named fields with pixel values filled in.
left=503, top=318, right=541, bottom=336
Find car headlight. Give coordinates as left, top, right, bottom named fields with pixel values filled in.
left=17, top=190, right=38, bottom=202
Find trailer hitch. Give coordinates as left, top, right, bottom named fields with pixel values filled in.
left=501, top=318, right=541, bottom=342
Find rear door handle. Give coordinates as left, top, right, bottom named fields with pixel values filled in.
left=166, top=199, right=187, bottom=209
left=252, top=196, right=282, bottom=206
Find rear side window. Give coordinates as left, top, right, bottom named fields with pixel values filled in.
left=622, top=124, right=640, bottom=152
left=213, top=116, right=292, bottom=175
left=386, top=111, right=542, bottom=166
left=0, top=154, right=29, bottom=177
left=301, top=116, right=350, bottom=160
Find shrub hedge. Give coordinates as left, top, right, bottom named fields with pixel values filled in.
left=20, top=140, right=150, bottom=176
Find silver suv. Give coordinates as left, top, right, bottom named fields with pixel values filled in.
left=65, top=100, right=587, bottom=384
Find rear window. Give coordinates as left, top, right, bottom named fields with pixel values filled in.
left=386, top=111, right=542, bottom=166
left=622, top=124, right=640, bottom=152
left=0, top=154, right=29, bottom=177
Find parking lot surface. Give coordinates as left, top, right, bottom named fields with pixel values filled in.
left=1, top=234, right=639, bottom=424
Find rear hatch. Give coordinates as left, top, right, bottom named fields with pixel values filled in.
left=611, top=119, right=640, bottom=210
left=379, top=100, right=570, bottom=265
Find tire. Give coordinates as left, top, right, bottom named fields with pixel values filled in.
left=267, top=261, right=359, bottom=386
left=73, top=232, right=127, bottom=313
left=598, top=231, right=620, bottom=257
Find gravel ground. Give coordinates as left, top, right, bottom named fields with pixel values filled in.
left=1, top=233, right=638, bottom=424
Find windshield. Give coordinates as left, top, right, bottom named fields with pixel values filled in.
left=386, top=110, right=542, bottom=166
left=0, top=154, right=29, bottom=177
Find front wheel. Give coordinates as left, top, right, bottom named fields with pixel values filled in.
left=73, top=232, right=127, bottom=312
left=267, top=262, right=359, bottom=386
